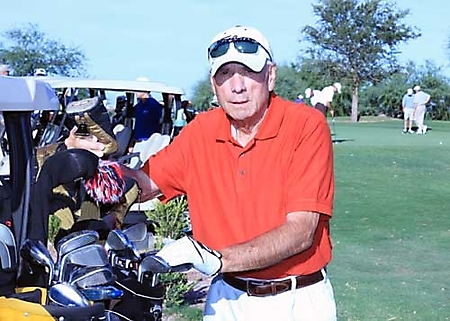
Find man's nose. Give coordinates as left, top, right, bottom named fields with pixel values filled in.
left=229, top=73, right=246, bottom=93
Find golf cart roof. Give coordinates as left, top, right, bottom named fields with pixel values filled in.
left=24, top=76, right=185, bottom=96
left=0, top=76, right=59, bottom=111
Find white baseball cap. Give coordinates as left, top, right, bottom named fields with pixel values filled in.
left=34, top=68, right=47, bottom=76
left=413, top=85, right=421, bottom=91
left=407, top=88, right=413, bottom=95
left=208, top=25, right=274, bottom=76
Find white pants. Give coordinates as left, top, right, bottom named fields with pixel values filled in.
left=203, top=270, right=336, bottom=321
left=414, top=105, right=426, bottom=132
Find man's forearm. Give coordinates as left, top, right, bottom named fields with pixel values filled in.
left=120, top=165, right=162, bottom=201
left=219, top=211, right=320, bottom=273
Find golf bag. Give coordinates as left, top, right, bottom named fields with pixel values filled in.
left=112, top=270, right=165, bottom=321
left=0, top=296, right=106, bottom=321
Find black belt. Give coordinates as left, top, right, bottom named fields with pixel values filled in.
left=222, top=270, right=324, bottom=297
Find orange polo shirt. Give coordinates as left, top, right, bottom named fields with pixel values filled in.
left=149, top=94, right=334, bottom=279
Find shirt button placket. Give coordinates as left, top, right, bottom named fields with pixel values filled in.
left=239, top=152, right=246, bottom=176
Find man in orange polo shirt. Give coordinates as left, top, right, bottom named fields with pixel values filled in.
left=66, top=25, right=336, bottom=321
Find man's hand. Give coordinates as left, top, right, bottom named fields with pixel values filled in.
left=155, top=236, right=222, bottom=276
left=65, top=127, right=105, bottom=157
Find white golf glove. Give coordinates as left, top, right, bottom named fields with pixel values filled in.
left=155, top=236, right=222, bottom=276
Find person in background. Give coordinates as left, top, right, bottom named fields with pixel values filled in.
left=317, top=82, right=341, bottom=118
left=133, top=77, right=163, bottom=141
left=34, top=68, right=47, bottom=76
left=65, top=25, right=337, bottom=320
left=401, top=88, right=415, bottom=134
left=304, top=87, right=322, bottom=109
left=0, top=64, right=10, bottom=76
left=181, top=100, right=197, bottom=124
left=294, top=94, right=304, bottom=103
left=413, top=85, right=431, bottom=134
left=172, top=101, right=188, bottom=137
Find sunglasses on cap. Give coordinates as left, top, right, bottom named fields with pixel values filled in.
left=208, top=36, right=273, bottom=61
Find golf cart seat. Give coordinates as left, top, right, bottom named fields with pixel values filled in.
left=109, top=124, right=133, bottom=160
left=118, top=132, right=170, bottom=170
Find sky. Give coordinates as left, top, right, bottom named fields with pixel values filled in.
left=1, top=0, right=450, bottom=99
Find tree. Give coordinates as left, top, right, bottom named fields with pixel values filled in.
left=0, top=23, right=87, bottom=76
left=190, top=74, right=215, bottom=111
left=302, top=0, right=420, bottom=121
left=274, top=63, right=309, bottom=101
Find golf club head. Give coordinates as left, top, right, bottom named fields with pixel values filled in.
left=20, top=239, right=54, bottom=283
left=69, top=265, right=115, bottom=289
left=122, top=223, right=146, bottom=243
left=48, top=283, right=90, bottom=307
left=105, top=230, right=140, bottom=259
left=137, top=254, right=192, bottom=282
left=0, top=240, right=11, bottom=269
left=56, top=230, right=99, bottom=262
left=59, top=244, right=109, bottom=282
left=0, top=223, right=17, bottom=267
left=123, top=223, right=155, bottom=253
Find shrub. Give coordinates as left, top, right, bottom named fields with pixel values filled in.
left=48, top=215, right=61, bottom=243
left=146, top=196, right=195, bottom=308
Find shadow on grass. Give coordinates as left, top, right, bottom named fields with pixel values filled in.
left=332, top=138, right=354, bottom=144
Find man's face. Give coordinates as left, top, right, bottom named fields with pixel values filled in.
left=1, top=70, right=9, bottom=76
left=136, top=92, right=149, bottom=100
left=210, top=62, right=276, bottom=121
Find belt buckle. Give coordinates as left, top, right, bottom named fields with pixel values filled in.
left=246, top=280, right=290, bottom=297
left=246, top=280, right=268, bottom=297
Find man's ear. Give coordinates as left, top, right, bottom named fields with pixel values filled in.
left=267, top=63, right=277, bottom=92
left=210, top=75, right=217, bottom=96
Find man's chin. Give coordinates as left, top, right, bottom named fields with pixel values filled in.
left=226, top=109, right=255, bottom=121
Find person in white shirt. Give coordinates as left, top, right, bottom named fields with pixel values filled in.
left=304, top=88, right=322, bottom=110
left=317, top=83, right=341, bottom=118
left=412, top=85, right=431, bottom=134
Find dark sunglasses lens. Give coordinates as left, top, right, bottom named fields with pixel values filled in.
left=209, top=43, right=230, bottom=58
left=234, top=41, right=259, bottom=54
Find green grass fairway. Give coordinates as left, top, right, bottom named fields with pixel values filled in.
left=329, top=117, right=450, bottom=320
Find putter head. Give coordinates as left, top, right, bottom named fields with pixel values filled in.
left=20, top=239, right=54, bottom=273
left=48, top=283, right=90, bottom=307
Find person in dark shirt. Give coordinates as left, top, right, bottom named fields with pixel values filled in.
left=133, top=90, right=163, bottom=141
